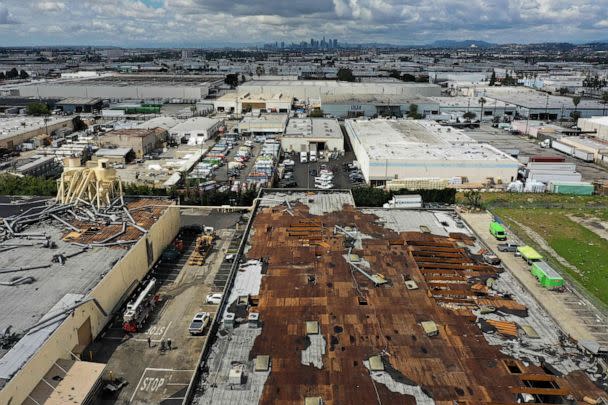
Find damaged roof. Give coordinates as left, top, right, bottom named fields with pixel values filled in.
left=195, top=191, right=606, bottom=405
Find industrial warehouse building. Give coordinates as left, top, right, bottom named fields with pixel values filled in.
left=320, top=94, right=439, bottom=119
left=168, top=117, right=224, bottom=145
left=101, top=128, right=167, bottom=158
left=0, top=196, right=180, bottom=405
left=0, top=116, right=73, bottom=150
left=427, top=96, right=517, bottom=121
left=13, top=74, right=224, bottom=102
left=238, top=80, right=441, bottom=101
left=578, top=116, right=608, bottom=142
left=345, top=119, right=520, bottom=185
left=238, top=113, right=289, bottom=136
left=213, top=92, right=293, bottom=116
left=55, top=97, right=103, bottom=114
left=281, top=118, right=344, bottom=153
left=480, top=88, right=607, bottom=120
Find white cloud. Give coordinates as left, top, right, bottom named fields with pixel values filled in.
left=0, top=0, right=607, bottom=45
left=35, top=2, right=66, bottom=12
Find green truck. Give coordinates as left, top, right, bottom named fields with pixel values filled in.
left=517, top=246, right=543, bottom=265
left=531, top=261, right=564, bottom=289
left=489, top=221, right=507, bottom=241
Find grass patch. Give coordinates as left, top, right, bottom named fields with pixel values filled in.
left=492, top=207, right=608, bottom=307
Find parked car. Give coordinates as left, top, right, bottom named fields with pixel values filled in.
left=483, top=254, right=501, bottom=266
left=205, top=293, right=223, bottom=305
left=497, top=243, right=519, bottom=252
left=309, top=169, right=317, bottom=176
left=188, top=312, right=211, bottom=335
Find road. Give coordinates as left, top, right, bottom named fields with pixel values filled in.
left=90, top=218, right=240, bottom=404
left=461, top=211, right=608, bottom=347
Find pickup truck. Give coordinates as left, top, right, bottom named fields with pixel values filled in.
left=497, top=243, right=519, bottom=252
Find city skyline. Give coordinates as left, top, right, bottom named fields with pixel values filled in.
left=0, top=0, right=608, bottom=47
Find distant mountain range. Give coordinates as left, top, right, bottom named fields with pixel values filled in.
left=427, top=40, right=497, bottom=48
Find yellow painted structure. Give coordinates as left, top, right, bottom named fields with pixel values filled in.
left=0, top=202, right=180, bottom=405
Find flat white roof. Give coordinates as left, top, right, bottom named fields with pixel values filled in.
left=169, top=117, right=222, bottom=133
left=428, top=96, right=516, bottom=108
left=580, top=116, right=608, bottom=126
left=482, top=88, right=606, bottom=109
left=346, top=119, right=518, bottom=162
left=0, top=117, right=72, bottom=140
left=284, top=118, right=342, bottom=139
left=241, top=80, right=439, bottom=88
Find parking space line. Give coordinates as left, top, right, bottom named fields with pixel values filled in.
left=129, top=368, right=149, bottom=403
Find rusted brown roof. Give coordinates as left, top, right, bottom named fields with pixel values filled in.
left=244, top=202, right=605, bottom=404
left=62, top=198, right=170, bottom=246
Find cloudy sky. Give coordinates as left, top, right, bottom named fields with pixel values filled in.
left=0, top=0, right=607, bottom=47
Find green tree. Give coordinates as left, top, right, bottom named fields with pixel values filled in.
left=336, top=68, right=355, bottom=82
left=0, top=175, right=58, bottom=196
left=0, top=71, right=5, bottom=81
left=309, top=108, right=324, bottom=118
left=463, top=190, right=482, bottom=210
left=19, top=70, right=29, bottom=79
left=388, top=69, right=401, bottom=80
left=72, top=116, right=88, bottom=132
left=558, top=87, right=569, bottom=95
left=489, top=70, right=496, bottom=86
left=463, top=111, right=477, bottom=120
left=402, top=73, right=416, bottom=82
left=572, top=95, right=581, bottom=121
left=601, top=91, right=608, bottom=116
left=26, top=102, right=50, bottom=116
left=406, top=104, right=422, bottom=119
left=478, top=97, right=487, bottom=120
left=6, top=68, right=18, bottom=79
left=224, top=73, right=239, bottom=88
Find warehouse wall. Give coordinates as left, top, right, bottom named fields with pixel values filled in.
left=578, top=119, right=608, bottom=141
left=366, top=159, right=519, bottom=183
left=0, top=204, right=180, bottom=405
left=280, top=136, right=344, bottom=153
left=18, top=84, right=209, bottom=101
left=0, top=119, right=73, bottom=149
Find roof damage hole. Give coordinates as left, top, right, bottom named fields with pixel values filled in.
left=358, top=297, right=368, bottom=305
left=420, top=347, right=428, bottom=354
left=455, top=387, right=465, bottom=396
left=334, top=325, right=343, bottom=334
left=385, top=335, right=391, bottom=341
left=326, top=282, right=333, bottom=288
left=503, top=359, right=522, bottom=374
left=349, top=335, right=355, bottom=344
left=329, top=335, right=339, bottom=351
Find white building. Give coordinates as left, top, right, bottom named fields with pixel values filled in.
left=168, top=117, right=224, bottom=145
left=238, top=113, right=288, bottom=136
left=213, top=92, right=293, bottom=115
left=578, top=116, right=608, bottom=142
left=238, top=80, right=441, bottom=102
left=345, top=119, right=520, bottom=185
left=281, top=118, right=343, bottom=153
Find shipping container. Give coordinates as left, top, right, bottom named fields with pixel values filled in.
left=551, top=140, right=575, bottom=156
left=530, top=261, right=564, bottom=289
left=529, top=155, right=566, bottom=163
left=548, top=181, right=594, bottom=196
left=573, top=149, right=594, bottom=162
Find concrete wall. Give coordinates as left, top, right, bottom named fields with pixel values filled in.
left=578, top=118, right=608, bottom=141
left=280, top=136, right=344, bottom=153
left=18, top=84, right=210, bottom=101
left=0, top=205, right=180, bottom=405
left=366, top=159, right=519, bottom=184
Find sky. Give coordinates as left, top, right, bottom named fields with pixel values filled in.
left=0, top=0, right=608, bottom=47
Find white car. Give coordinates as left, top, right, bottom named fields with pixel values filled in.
left=189, top=312, right=211, bottom=335
left=205, top=293, right=223, bottom=305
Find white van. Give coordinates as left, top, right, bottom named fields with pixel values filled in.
left=300, top=151, right=308, bottom=163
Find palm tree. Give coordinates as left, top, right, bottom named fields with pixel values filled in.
left=478, top=97, right=487, bottom=121
left=571, top=96, right=581, bottom=121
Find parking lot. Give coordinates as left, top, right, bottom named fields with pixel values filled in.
left=90, top=212, right=242, bottom=404
left=466, top=124, right=608, bottom=182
